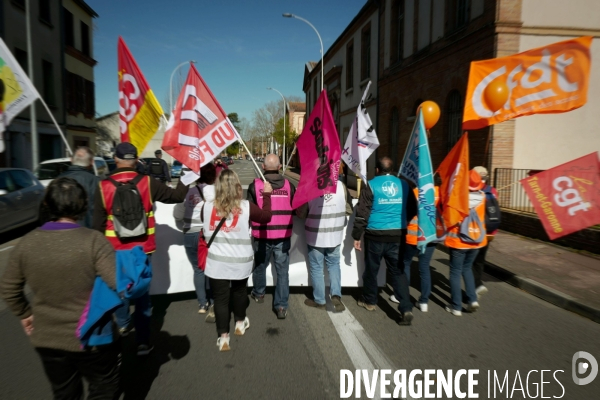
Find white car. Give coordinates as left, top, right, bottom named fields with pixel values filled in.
left=35, top=157, right=109, bottom=187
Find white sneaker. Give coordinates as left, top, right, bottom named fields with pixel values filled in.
left=389, top=294, right=400, bottom=304
left=476, top=285, right=488, bottom=295
left=466, top=302, right=480, bottom=313
left=216, top=336, right=230, bottom=351
left=234, top=317, right=250, bottom=336
left=445, top=305, right=462, bottom=316
left=416, top=303, right=428, bottom=312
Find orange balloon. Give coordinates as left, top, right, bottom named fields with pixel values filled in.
left=418, top=101, right=440, bottom=130
left=484, top=80, right=509, bottom=112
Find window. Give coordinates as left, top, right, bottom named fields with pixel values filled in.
left=449, top=0, right=470, bottom=31
left=64, top=9, right=74, bottom=47
left=81, top=21, right=90, bottom=56
left=390, top=108, right=400, bottom=167
left=39, top=0, right=51, bottom=24
left=446, top=91, right=463, bottom=150
left=42, top=60, right=55, bottom=106
left=361, top=27, right=371, bottom=80
left=66, top=72, right=95, bottom=118
left=0, top=172, right=16, bottom=192
left=9, top=170, right=33, bottom=189
left=346, top=42, right=354, bottom=90
left=313, top=78, right=318, bottom=106
left=391, top=0, right=405, bottom=62
left=14, top=48, right=27, bottom=71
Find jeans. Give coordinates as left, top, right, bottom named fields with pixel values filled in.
left=252, top=238, right=290, bottom=310
left=362, top=238, right=412, bottom=313
left=307, top=244, right=341, bottom=305
left=210, top=278, right=249, bottom=336
left=403, top=243, right=436, bottom=304
left=36, top=343, right=121, bottom=400
left=115, top=254, right=151, bottom=345
left=183, top=231, right=213, bottom=306
left=472, top=242, right=490, bottom=288
left=448, top=248, right=479, bottom=311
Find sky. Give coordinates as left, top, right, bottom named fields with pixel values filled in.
left=88, top=0, right=368, bottom=123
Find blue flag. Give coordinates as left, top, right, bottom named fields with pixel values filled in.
left=399, top=110, right=437, bottom=252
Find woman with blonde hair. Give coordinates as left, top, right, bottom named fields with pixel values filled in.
left=203, top=169, right=273, bottom=351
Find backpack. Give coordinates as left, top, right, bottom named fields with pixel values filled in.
left=482, top=185, right=501, bottom=232
left=108, top=175, right=148, bottom=238
left=150, top=159, right=163, bottom=176
left=459, top=207, right=486, bottom=244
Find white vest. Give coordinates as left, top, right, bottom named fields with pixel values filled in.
left=203, top=200, right=254, bottom=280
left=305, top=180, right=347, bottom=248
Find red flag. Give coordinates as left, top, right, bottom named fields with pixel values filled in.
left=436, top=132, right=470, bottom=228
left=520, top=152, right=600, bottom=240
left=118, top=37, right=164, bottom=151
left=162, top=64, right=238, bottom=175
left=291, top=89, right=341, bottom=209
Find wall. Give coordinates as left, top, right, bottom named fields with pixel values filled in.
left=521, top=0, right=600, bottom=30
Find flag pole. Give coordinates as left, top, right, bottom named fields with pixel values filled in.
left=283, top=144, right=296, bottom=173
left=228, top=118, right=265, bottom=181
left=397, top=112, right=420, bottom=178
left=39, top=96, right=73, bottom=156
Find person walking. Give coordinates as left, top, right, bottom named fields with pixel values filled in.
left=174, top=163, right=217, bottom=321
left=203, top=169, right=272, bottom=351
left=471, top=166, right=499, bottom=295
left=148, top=149, right=171, bottom=183
left=352, top=157, right=417, bottom=325
left=93, top=142, right=188, bottom=356
left=58, top=146, right=98, bottom=228
left=214, top=157, right=228, bottom=177
left=443, top=169, right=487, bottom=316
left=297, top=163, right=353, bottom=312
left=247, top=154, right=295, bottom=319
left=1, top=177, right=121, bottom=399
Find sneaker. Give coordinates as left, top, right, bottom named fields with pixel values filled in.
left=416, top=303, right=428, bottom=313
left=250, top=292, right=264, bottom=303
left=476, top=285, right=488, bottom=295
left=216, top=336, right=230, bottom=352
left=234, top=317, right=250, bottom=336
left=205, top=304, right=215, bottom=323
left=389, top=294, right=400, bottom=304
left=118, top=325, right=133, bottom=337
left=398, top=311, right=414, bottom=326
left=304, top=298, right=326, bottom=310
left=198, top=303, right=209, bottom=314
left=357, top=297, right=376, bottom=311
left=276, top=308, right=288, bottom=319
left=466, top=302, right=480, bottom=313
left=137, top=344, right=154, bottom=356
left=331, top=295, right=346, bottom=312
left=445, top=305, right=462, bottom=316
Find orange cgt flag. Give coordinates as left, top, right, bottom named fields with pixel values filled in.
left=436, top=132, right=470, bottom=228
left=118, top=37, right=164, bottom=152
left=463, top=36, right=592, bottom=130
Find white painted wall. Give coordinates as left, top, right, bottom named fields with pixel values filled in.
left=521, top=0, right=600, bottom=29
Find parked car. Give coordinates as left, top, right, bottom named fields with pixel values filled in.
left=171, top=160, right=183, bottom=178
left=35, top=157, right=109, bottom=187
left=227, top=157, right=234, bottom=165
left=105, top=159, right=117, bottom=173
left=238, top=156, right=243, bottom=160
left=0, top=168, right=45, bottom=234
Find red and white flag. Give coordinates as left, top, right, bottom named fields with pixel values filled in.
left=162, top=64, right=238, bottom=183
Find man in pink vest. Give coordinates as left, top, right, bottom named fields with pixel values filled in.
left=247, top=154, right=296, bottom=319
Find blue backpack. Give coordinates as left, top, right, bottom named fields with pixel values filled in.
left=482, top=185, right=501, bottom=232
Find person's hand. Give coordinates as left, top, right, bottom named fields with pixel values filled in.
left=263, top=181, right=273, bottom=194
left=21, top=316, right=33, bottom=336
left=354, top=240, right=362, bottom=251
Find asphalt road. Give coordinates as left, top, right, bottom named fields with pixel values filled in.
left=1, top=160, right=599, bottom=399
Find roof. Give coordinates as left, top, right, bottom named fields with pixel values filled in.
left=97, top=111, right=119, bottom=121
left=287, top=102, right=306, bottom=112
left=73, top=0, right=99, bottom=18
left=305, top=61, right=318, bottom=72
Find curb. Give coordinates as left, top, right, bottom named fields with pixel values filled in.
left=437, top=245, right=600, bottom=323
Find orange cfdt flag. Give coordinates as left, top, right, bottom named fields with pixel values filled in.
left=436, top=132, right=470, bottom=228
left=463, top=36, right=592, bottom=130
left=118, top=37, right=164, bottom=152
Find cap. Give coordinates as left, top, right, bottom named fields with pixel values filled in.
left=115, top=142, right=138, bottom=160
left=155, top=149, right=162, bottom=155
left=469, top=169, right=485, bottom=191
left=473, top=166, right=489, bottom=182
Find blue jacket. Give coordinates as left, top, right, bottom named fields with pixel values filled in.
left=116, top=246, right=152, bottom=299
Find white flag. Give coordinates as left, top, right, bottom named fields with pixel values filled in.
left=0, top=37, right=41, bottom=152
left=341, top=81, right=379, bottom=183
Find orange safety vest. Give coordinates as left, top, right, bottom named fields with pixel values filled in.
left=99, top=171, right=156, bottom=253
left=406, top=187, right=445, bottom=246
left=444, top=195, right=488, bottom=250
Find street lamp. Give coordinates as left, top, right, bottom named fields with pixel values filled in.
left=267, top=87, right=286, bottom=168
left=170, top=60, right=197, bottom=111
left=283, top=13, right=323, bottom=91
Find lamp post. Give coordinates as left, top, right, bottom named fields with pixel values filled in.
left=267, top=87, right=286, bottom=169
left=170, top=60, right=197, bottom=111
left=282, top=13, right=323, bottom=91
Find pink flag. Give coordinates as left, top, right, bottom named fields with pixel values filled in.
left=292, top=89, right=341, bottom=209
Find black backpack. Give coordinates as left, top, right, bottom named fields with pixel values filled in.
left=150, top=159, right=163, bottom=176
left=483, top=185, right=501, bottom=232
left=108, top=175, right=148, bottom=238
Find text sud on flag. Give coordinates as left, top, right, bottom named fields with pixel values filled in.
left=118, top=37, right=164, bottom=153
left=292, top=89, right=341, bottom=209
left=520, top=152, right=600, bottom=240
left=463, top=36, right=592, bottom=130
left=162, top=64, right=238, bottom=176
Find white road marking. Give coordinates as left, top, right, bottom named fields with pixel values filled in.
left=0, top=246, right=14, bottom=252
